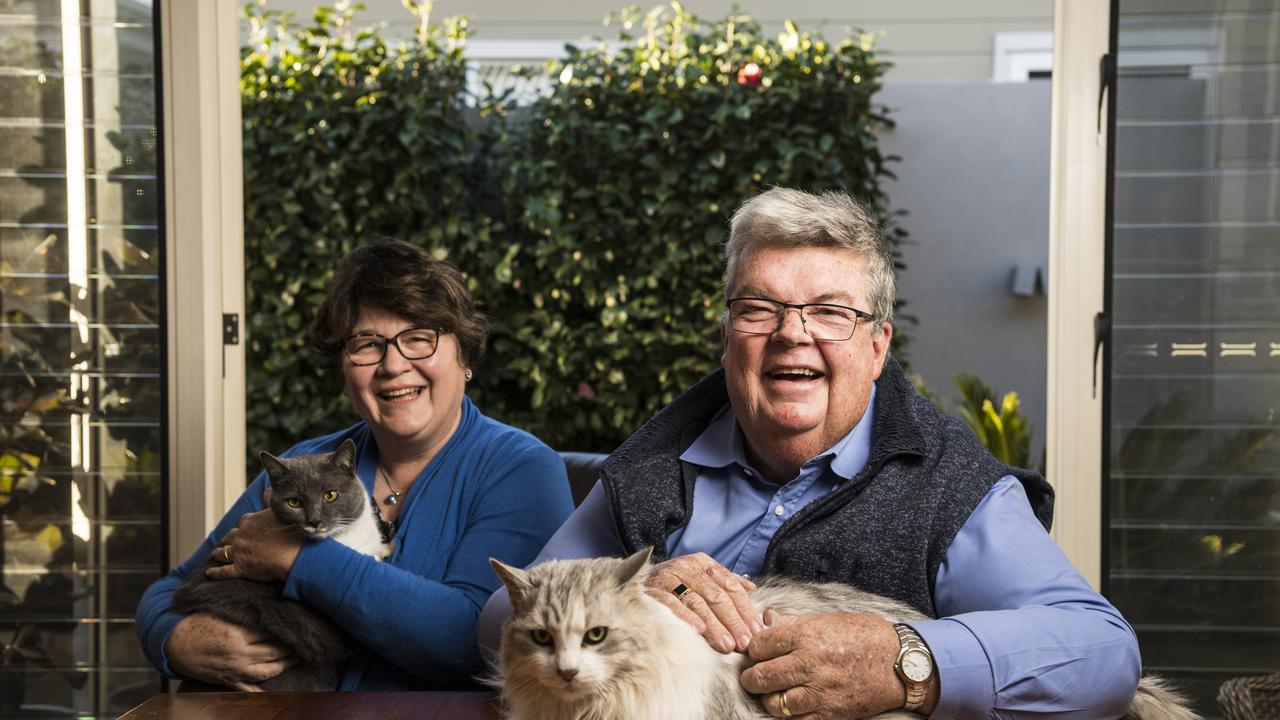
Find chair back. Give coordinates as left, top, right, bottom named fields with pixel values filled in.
left=559, top=452, right=607, bottom=506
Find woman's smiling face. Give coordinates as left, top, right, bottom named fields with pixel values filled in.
left=341, top=305, right=468, bottom=456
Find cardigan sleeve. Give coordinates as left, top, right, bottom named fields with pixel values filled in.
left=134, top=430, right=357, bottom=678
left=282, top=433, right=573, bottom=684
left=477, top=480, right=626, bottom=653
left=134, top=473, right=270, bottom=677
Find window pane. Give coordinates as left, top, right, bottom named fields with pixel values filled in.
left=0, top=0, right=164, bottom=717
left=1108, top=3, right=1280, bottom=717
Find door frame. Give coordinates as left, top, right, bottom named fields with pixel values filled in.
left=1045, top=0, right=1111, bottom=588
left=158, top=0, right=246, bottom=559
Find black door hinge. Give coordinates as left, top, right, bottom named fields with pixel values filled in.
left=223, top=313, right=240, bottom=345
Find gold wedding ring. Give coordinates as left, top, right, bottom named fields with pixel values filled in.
left=780, top=690, right=792, bottom=718
left=221, top=545, right=231, bottom=563
left=671, top=583, right=690, bottom=599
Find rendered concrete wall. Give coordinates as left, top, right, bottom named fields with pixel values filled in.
left=880, top=81, right=1051, bottom=457
left=255, top=0, right=1051, bottom=82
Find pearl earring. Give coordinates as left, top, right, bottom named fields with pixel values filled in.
left=465, top=369, right=473, bottom=382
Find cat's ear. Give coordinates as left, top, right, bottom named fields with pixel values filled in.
left=490, top=558, right=535, bottom=611
left=614, top=547, right=654, bottom=587
left=332, top=438, right=358, bottom=471
left=259, top=451, right=289, bottom=482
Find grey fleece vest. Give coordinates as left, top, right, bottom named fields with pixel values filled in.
left=599, top=358, right=1054, bottom=616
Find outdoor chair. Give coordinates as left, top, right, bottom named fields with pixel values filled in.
left=1218, top=671, right=1280, bottom=720
left=559, top=451, right=607, bottom=506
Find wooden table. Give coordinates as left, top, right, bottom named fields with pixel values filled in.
left=117, top=691, right=501, bottom=719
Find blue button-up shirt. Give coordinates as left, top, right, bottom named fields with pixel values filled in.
left=665, top=386, right=875, bottom=574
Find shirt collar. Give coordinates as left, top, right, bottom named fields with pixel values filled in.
left=680, top=403, right=747, bottom=469
left=826, top=383, right=876, bottom=481
left=679, top=384, right=878, bottom=482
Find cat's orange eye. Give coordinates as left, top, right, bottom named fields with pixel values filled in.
left=530, top=629, right=553, bottom=647
left=322, top=490, right=338, bottom=503
left=286, top=498, right=302, bottom=508
left=584, top=626, right=608, bottom=644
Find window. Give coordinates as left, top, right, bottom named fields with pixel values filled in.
left=1106, top=4, right=1280, bottom=715
left=0, top=0, right=164, bottom=716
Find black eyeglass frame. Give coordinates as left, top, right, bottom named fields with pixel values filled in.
left=726, top=296, right=874, bottom=341
left=341, top=326, right=446, bottom=366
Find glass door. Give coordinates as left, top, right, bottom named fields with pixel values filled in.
left=1106, top=1, right=1280, bottom=716
left=0, top=0, right=165, bottom=716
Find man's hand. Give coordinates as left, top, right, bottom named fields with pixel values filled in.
left=166, top=613, right=294, bottom=692
left=741, top=610, right=934, bottom=719
left=644, top=552, right=761, bottom=653
left=205, top=496, right=302, bottom=583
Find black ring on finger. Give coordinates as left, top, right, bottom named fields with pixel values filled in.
left=672, top=583, right=691, bottom=599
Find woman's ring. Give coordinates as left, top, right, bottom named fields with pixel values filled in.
left=220, top=545, right=231, bottom=563
left=671, top=583, right=690, bottom=599
left=780, top=689, right=792, bottom=718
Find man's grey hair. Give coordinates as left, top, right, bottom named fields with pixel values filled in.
left=724, top=187, right=895, bottom=328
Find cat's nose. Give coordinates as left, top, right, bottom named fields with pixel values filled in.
left=557, top=668, right=579, bottom=682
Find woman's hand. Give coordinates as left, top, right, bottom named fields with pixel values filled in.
left=166, top=612, right=294, bottom=692
left=205, top=493, right=302, bottom=583
left=644, top=552, right=761, bottom=653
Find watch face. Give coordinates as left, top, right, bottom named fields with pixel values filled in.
left=902, top=649, right=932, bottom=682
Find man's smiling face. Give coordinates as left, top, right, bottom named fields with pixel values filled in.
left=722, top=245, right=892, bottom=472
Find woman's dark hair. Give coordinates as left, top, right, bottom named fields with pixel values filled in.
left=310, top=239, right=488, bottom=367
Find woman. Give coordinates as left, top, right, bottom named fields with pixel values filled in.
left=135, top=239, right=574, bottom=690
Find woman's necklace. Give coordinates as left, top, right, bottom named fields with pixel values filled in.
left=377, top=465, right=405, bottom=506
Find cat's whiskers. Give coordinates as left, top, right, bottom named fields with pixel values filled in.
left=312, top=518, right=357, bottom=539
left=276, top=525, right=318, bottom=544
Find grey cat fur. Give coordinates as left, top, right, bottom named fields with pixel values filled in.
left=171, top=438, right=384, bottom=692
left=490, top=549, right=1200, bottom=720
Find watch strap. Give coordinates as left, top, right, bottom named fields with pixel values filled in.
left=893, top=623, right=932, bottom=712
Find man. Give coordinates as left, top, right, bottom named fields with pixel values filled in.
left=479, top=187, right=1140, bottom=719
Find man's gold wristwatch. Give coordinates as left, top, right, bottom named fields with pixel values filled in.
left=893, top=623, right=934, bottom=713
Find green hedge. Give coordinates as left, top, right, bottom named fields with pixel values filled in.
left=243, top=3, right=905, bottom=458
left=242, top=3, right=492, bottom=455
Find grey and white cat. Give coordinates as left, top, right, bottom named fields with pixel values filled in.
left=490, top=548, right=1200, bottom=720
left=172, top=438, right=388, bottom=691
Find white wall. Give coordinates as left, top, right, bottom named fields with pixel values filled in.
left=256, top=0, right=1051, bottom=81
left=881, top=82, right=1051, bottom=457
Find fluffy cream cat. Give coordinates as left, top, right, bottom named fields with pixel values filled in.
left=489, top=548, right=1200, bottom=720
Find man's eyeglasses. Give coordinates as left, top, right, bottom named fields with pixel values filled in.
left=727, top=297, right=872, bottom=341
left=342, top=327, right=443, bottom=366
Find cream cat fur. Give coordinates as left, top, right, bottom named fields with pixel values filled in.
left=490, top=549, right=1200, bottom=720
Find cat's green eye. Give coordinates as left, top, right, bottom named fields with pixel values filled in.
left=322, top=489, right=338, bottom=503
left=584, top=626, right=608, bottom=644
left=530, top=629, right=553, bottom=647
left=286, top=498, right=301, bottom=508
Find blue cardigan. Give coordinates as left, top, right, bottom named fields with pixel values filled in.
left=135, top=398, right=574, bottom=689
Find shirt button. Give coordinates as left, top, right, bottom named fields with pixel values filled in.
left=774, top=505, right=785, bottom=516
